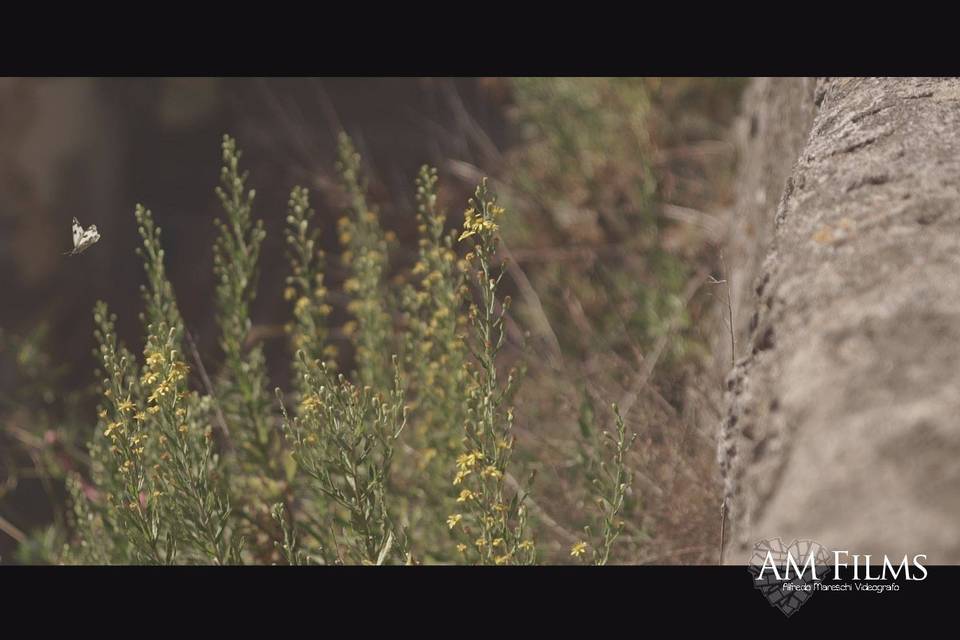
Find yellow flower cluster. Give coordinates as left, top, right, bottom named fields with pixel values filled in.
left=453, top=450, right=485, bottom=485
left=141, top=348, right=188, bottom=406
left=104, top=421, right=123, bottom=440
left=458, top=201, right=505, bottom=242
left=335, top=137, right=393, bottom=391
left=480, top=465, right=502, bottom=480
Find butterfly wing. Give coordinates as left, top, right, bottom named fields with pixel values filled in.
left=72, top=217, right=84, bottom=248
left=76, top=225, right=101, bottom=254
left=66, top=219, right=101, bottom=255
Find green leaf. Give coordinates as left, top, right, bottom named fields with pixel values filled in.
left=376, top=531, right=394, bottom=566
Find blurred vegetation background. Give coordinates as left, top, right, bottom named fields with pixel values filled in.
left=0, top=77, right=745, bottom=563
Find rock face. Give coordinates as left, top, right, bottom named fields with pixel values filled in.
left=721, top=77, right=960, bottom=563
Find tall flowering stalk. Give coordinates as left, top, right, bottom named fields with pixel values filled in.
left=284, top=185, right=333, bottom=387
left=448, top=180, right=535, bottom=565
left=394, top=166, right=470, bottom=561
left=213, top=135, right=273, bottom=466
left=212, top=136, right=286, bottom=561
left=336, top=133, right=394, bottom=391
left=591, top=405, right=636, bottom=564
left=402, top=166, right=468, bottom=453
left=281, top=185, right=339, bottom=559
left=571, top=403, right=636, bottom=565
left=91, top=301, right=166, bottom=563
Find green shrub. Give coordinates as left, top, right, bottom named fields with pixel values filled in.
left=56, top=133, right=635, bottom=565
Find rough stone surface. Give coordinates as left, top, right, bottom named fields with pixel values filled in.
left=723, top=78, right=819, bottom=354
left=721, top=77, right=960, bottom=563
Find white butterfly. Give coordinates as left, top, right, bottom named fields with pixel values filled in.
left=64, top=217, right=101, bottom=255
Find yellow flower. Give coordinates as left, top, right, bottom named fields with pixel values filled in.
left=519, top=540, right=534, bottom=551
left=456, top=544, right=468, bottom=554
left=570, top=541, right=588, bottom=558
left=481, top=465, right=503, bottom=479
left=283, top=287, right=297, bottom=301
left=456, top=452, right=475, bottom=469
left=491, top=538, right=504, bottom=548
left=116, top=399, right=135, bottom=414
left=446, top=514, right=463, bottom=529
left=458, top=202, right=503, bottom=243
left=456, top=451, right=483, bottom=472
left=170, top=361, right=189, bottom=382
left=301, top=395, right=321, bottom=413
left=494, top=554, right=512, bottom=565
left=147, top=384, right=169, bottom=404
left=456, top=489, right=475, bottom=503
